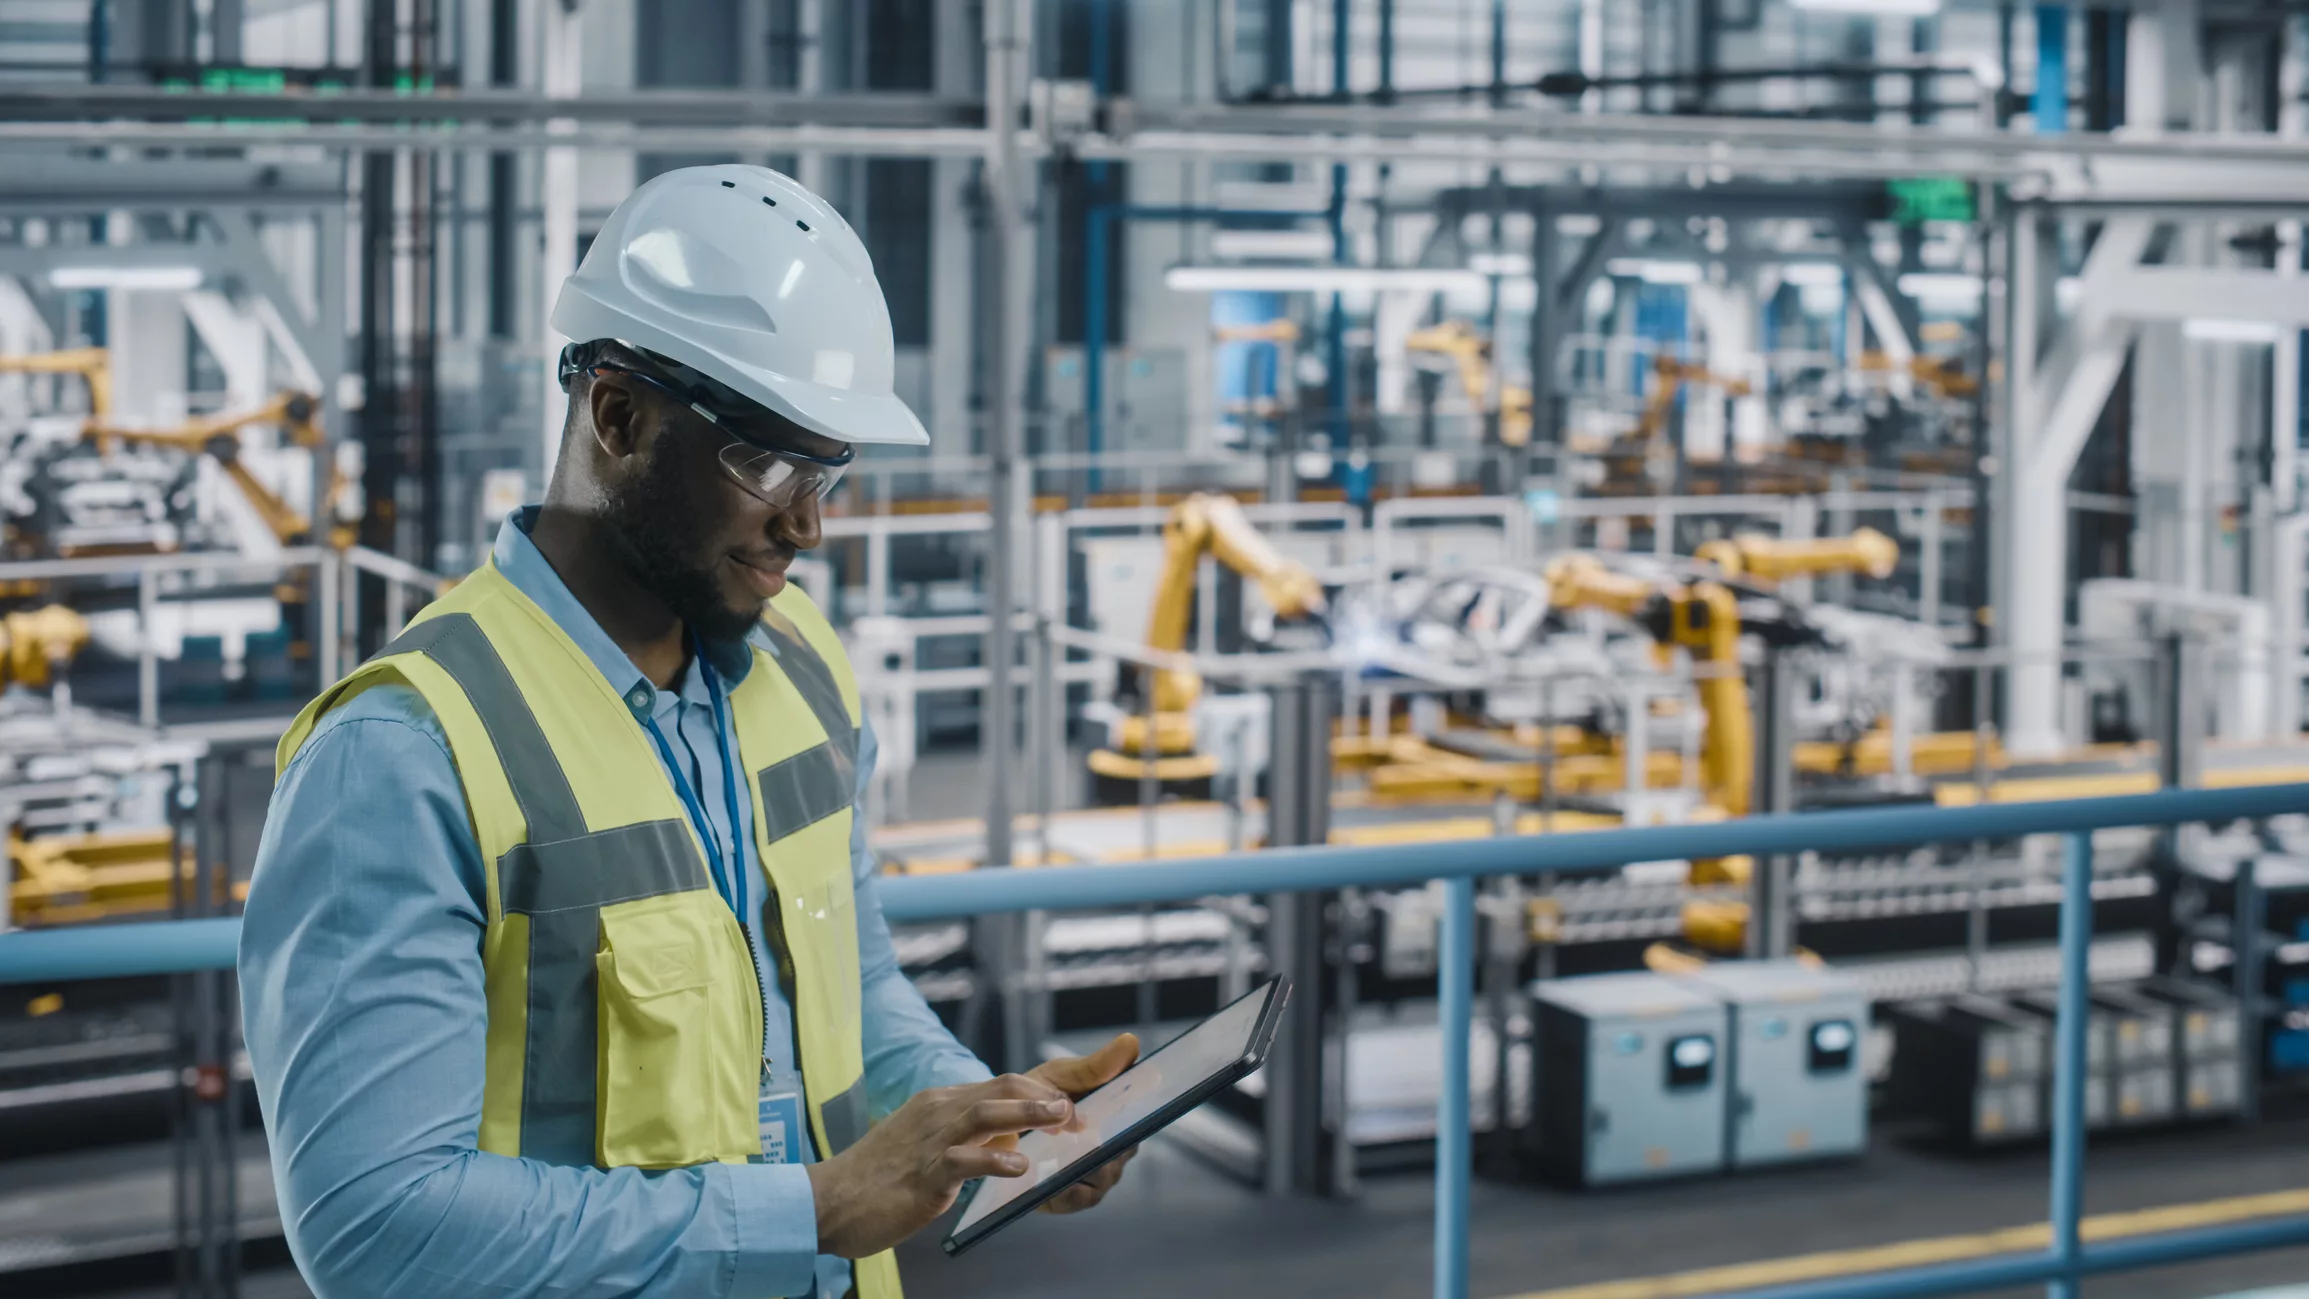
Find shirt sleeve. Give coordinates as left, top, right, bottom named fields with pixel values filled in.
left=850, top=718, right=994, bottom=1120
left=239, top=686, right=821, bottom=1299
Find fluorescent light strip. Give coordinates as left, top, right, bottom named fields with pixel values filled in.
left=1791, top=0, right=1940, bottom=15
left=1895, top=272, right=1983, bottom=302
left=2183, top=318, right=2287, bottom=344
left=1779, top=263, right=1847, bottom=289
left=1604, top=258, right=1703, bottom=286
left=1163, top=265, right=1488, bottom=294
left=48, top=266, right=204, bottom=291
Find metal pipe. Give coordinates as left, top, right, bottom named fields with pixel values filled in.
left=1084, top=206, right=1111, bottom=487
left=317, top=551, right=340, bottom=686
left=2235, top=852, right=2265, bottom=1123
left=2035, top=6, right=2070, bottom=136
left=1328, top=0, right=1351, bottom=458
left=2048, top=828, right=2092, bottom=1299
left=22, top=784, right=2309, bottom=978
left=982, top=0, right=1027, bottom=875
left=138, top=567, right=159, bottom=729
left=1435, top=873, right=1475, bottom=1299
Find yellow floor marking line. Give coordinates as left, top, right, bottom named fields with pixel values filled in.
left=1503, top=1188, right=2309, bottom=1299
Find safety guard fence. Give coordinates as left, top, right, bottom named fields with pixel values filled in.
left=3, top=785, right=2308, bottom=1299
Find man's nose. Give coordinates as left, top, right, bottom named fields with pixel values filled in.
left=775, top=492, right=823, bottom=550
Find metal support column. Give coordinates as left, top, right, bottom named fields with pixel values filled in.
left=2152, top=632, right=2208, bottom=976
left=981, top=0, right=1027, bottom=876
left=2048, top=829, right=2093, bottom=1299
left=1436, top=871, right=1475, bottom=1299
left=2035, top=6, right=2070, bottom=135
left=977, top=0, right=1033, bottom=1073
left=1746, top=649, right=1799, bottom=959
left=1264, top=672, right=1341, bottom=1197
left=2235, top=852, right=2264, bottom=1123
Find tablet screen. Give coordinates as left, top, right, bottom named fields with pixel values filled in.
left=950, top=984, right=1275, bottom=1237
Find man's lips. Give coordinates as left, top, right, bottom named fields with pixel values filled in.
left=731, top=552, right=791, bottom=595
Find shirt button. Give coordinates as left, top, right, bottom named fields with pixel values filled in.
left=628, top=687, right=650, bottom=711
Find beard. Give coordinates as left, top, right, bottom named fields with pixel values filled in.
left=602, top=445, right=762, bottom=643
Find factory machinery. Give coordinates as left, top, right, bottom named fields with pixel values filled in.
left=6, top=467, right=2301, bottom=1195
left=846, top=487, right=2309, bottom=1190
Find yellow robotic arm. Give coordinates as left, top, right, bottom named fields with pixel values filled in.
left=83, top=391, right=344, bottom=547
left=1091, top=493, right=1328, bottom=794
left=0, top=347, right=112, bottom=419
left=0, top=605, right=90, bottom=690
left=1541, top=554, right=1658, bottom=621
left=1694, top=526, right=1899, bottom=583
left=1543, top=555, right=1753, bottom=817
left=1633, top=355, right=1755, bottom=451
left=1405, top=320, right=1533, bottom=447
left=1146, top=492, right=1327, bottom=716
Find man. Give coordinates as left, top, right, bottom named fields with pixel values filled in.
left=241, top=164, right=1134, bottom=1299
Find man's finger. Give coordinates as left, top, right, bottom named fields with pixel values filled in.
left=943, top=1096, right=1072, bottom=1146
left=1030, top=1032, right=1140, bottom=1096
left=1038, top=1147, right=1135, bottom=1214
left=973, top=1072, right=1070, bottom=1105
left=938, top=1143, right=1030, bottom=1185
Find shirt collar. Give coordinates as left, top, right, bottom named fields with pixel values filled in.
left=492, top=506, right=764, bottom=721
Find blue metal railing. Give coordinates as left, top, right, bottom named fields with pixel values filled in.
left=4, top=784, right=2307, bottom=1298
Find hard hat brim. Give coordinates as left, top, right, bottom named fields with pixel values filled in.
left=553, top=280, right=931, bottom=449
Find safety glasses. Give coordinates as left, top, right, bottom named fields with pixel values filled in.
left=561, top=341, right=853, bottom=508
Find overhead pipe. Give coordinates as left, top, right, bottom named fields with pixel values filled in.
left=2036, top=5, right=2071, bottom=134
left=1328, top=0, right=1351, bottom=465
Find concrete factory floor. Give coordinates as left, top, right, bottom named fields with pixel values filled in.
left=19, top=1113, right=2309, bottom=1299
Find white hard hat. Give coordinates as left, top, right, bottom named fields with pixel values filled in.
left=550, top=163, right=928, bottom=447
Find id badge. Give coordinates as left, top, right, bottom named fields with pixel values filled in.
left=758, top=1091, right=804, bottom=1164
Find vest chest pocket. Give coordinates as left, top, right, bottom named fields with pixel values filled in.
left=595, top=891, right=763, bottom=1169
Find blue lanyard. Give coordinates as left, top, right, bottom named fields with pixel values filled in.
left=640, top=640, right=750, bottom=918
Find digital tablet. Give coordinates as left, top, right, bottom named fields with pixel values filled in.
left=942, top=977, right=1291, bottom=1256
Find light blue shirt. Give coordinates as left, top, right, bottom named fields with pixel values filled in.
left=240, top=508, right=989, bottom=1299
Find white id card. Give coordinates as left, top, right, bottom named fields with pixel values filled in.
left=757, top=1092, right=804, bottom=1164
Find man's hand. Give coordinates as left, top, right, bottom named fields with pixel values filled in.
left=804, top=1073, right=1073, bottom=1259
left=1028, top=1032, right=1139, bottom=1215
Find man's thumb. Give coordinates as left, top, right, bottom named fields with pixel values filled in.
left=1050, top=1032, right=1139, bottom=1091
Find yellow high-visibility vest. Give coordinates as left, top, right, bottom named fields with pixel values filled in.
left=279, top=561, right=903, bottom=1298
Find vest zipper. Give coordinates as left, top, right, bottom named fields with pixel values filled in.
left=756, top=889, right=822, bottom=1159
left=741, top=917, right=773, bottom=1083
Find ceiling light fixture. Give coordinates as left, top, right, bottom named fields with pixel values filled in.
left=1778, top=263, right=1847, bottom=288
left=1895, top=271, right=1984, bottom=303
left=2183, top=318, right=2286, bottom=345
left=47, top=266, right=205, bottom=291
left=1604, top=258, right=1703, bottom=286
left=1164, top=265, right=1489, bottom=294
left=1790, top=0, right=1941, bottom=16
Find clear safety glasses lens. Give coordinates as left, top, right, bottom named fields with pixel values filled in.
left=719, top=442, right=845, bottom=507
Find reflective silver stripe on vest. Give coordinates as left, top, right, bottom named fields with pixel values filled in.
left=821, top=1075, right=871, bottom=1155
left=756, top=743, right=853, bottom=843
left=382, top=613, right=587, bottom=843
left=378, top=614, right=709, bottom=1168
left=505, top=821, right=709, bottom=1166
left=759, top=612, right=858, bottom=764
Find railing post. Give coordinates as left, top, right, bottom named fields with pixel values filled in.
left=137, top=566, right=159, bottom=729
left=317, top=550, right=341, bottom=687
left=1436, top=871, right=1475, bottom=1299
left=2048, top=829, right=2093, bottom=1299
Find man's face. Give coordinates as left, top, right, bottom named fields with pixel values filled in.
left=601, top=387, right=837, bottom=641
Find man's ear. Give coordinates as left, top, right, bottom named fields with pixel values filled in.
left=587, top=375, right=646, bottom=460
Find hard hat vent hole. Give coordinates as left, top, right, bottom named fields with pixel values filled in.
left=795, top=220, right=811, bottom=232
left=720, top=180, right=735, bottom=188
left=762, top=196, right=777, bottom=207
